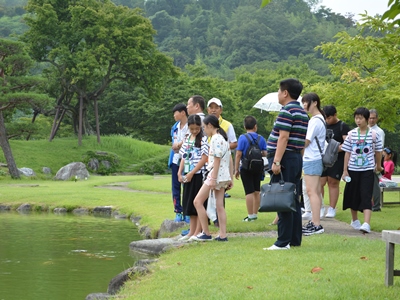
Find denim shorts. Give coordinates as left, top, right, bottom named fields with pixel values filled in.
left=303, top=159, right=323, bottom=176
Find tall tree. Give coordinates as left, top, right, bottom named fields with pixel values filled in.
left=22, top=0, right=177, bottom=145
left=0, top=38, right=50, bottom=178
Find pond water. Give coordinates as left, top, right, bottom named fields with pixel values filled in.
left=0, top=212, right=143, bottom=300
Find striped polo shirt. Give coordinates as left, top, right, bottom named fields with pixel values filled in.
left=267, top=101, right=309, bottom=152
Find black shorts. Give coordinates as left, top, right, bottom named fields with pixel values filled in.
left=321, top=154, right=344, bottom=180
left=182, top=173, right=203, bottom=216
left=240, top=169, right=261, bottom=195
left=343, top=170, right=374, bottom=212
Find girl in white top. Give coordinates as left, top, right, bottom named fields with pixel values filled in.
left=301, top=93, right=326, bottom=236
left=193, top=115, right=233, bottom=241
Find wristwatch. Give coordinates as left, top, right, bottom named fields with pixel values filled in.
left=273, top=161, right=281, bottom=166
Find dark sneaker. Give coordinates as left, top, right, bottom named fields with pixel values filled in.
left=224, top=193, right=231, bottom=198
left=243, top=216, right=257, bottom=222
left=302, top=221, right=314, bottom=232
left=191, top=232, right=213, bottom=241
left=214, top=236, right=228, bottom=242
left=303, top=224, right=324, bottom=236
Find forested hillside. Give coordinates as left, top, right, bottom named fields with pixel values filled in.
left=1, top=0, right=399, bottom=155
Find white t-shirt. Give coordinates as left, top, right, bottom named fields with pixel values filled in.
left=369, top=124, right=385, bottom=147
left=208, top=134, right=231, bottom=182
left=172, top=122, right=188, bottom=164
left=226, top=124, right=237, bottom=144
left=303, top=114, right=326, bottom=162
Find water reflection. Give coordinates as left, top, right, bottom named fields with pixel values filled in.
left=0, top=212, right=143, bottom=300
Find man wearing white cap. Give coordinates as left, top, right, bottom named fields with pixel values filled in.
left=207, top=97, right=237, bottom=150
left=207, top=97, right=237, bottom=200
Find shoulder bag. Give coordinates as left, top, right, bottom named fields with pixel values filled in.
left=259, top=172, right=297, bottom=212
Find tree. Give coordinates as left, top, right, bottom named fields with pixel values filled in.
left=315, top=16, right=400, bottom=131
left=382, top=0, right=400, bottom=25
left=22, top=0, right=177, bottom=145
left=0, top=38, right=50, bottom=178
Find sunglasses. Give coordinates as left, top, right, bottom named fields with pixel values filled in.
left=384, top=147, right=392, bottom=154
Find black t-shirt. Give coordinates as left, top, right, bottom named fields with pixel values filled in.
left=327, top=120, right=351, bottom=159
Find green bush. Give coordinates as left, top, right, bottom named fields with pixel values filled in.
left=82, top=150, right=120, bottom=175
left=132, top=153, right=169, bottom=175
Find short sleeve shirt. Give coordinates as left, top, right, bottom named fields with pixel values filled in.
left=342, top=128, right=383, bottom=171
left=237, top=132, right=267, bottom=163
left=208, top=134, right=231, bottom=182
left=172, top=122, right=188, bottom=164
left=303, top=115, right=326, bottom=161
left=179, top=135, right=209, bottom=174
left=267, top=101, right=309, bottom=152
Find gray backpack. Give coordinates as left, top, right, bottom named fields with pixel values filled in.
left=314, top=117, right=340, bottom=168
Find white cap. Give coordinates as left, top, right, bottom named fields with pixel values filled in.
left=207, top=97, right=223, bottom=107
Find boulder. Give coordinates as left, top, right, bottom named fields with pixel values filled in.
left=42, top=167, right=52, bottom=174
left=72, top=208, right=89, bottom=215
left=54, top=208, right=67, bottom=214
left=55, top=162, right=90, bottom=181
left=85, top=293, right=113, bottom=300
left=129, top=238, right=183, bottom=255
left=107, top=266, right=148, bottom=295
left=0, top=205, right=11, bottom=211
left=17, top=203, right=31, bottom=211
left=87, top=158, right=99, bottom=172
left=101, top=160, right=111, bottom=169
left=18, top=167, right=36, bottom=177
left=93, top=206, right=112, bottom=216
left=158, top=219, right=186, bottom=238
left=138, top=226, right=152, bottom=239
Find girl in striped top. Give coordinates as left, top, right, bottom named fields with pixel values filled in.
left=178, top=114, right=209, bottom=240
left=341, top=107, right=383, bottom=233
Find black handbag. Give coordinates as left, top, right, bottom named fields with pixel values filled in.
left=259, top=172, right=297, bottom=212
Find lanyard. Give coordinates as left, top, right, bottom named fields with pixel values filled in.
left=357, top=128, right=369, bottom=150
left=185, top=135, right=195, bottom=158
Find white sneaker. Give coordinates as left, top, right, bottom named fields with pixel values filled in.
left=302, top=211, right=312, bottom=220
left=359, top=222, right=371, bottom=233
left=263, top=244, right=290, bottom=250
left=325, top=207, right=336, bottom=218
left=178, top=235, right=191, bottom=241
left=320, top=206, right=325, bottom=218
left=350, top=219, right=361, bottom=230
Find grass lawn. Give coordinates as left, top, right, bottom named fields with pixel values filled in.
left=1, top=175, right=399, bottom=299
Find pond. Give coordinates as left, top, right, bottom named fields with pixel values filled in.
left=0, top=212, right=143, bottom=300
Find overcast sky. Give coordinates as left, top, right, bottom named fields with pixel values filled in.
left=319, top=0, right=389, bottom=19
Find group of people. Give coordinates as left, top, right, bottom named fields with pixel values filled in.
left=168, top=96, right=238, bottom=241
left=168, top=78, right=396, bottom=248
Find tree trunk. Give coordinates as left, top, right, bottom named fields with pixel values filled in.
left=94, top=97, right=101, bottom=144
left=78, top=94, right=83, bottom=146
left=49, top=106, right=61, bottom=141
left=0, top=111, right=20, bottom=179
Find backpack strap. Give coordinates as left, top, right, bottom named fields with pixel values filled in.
left=313, top=116, right=326, bottom=155
left=244, top=133, right=259, bottom=145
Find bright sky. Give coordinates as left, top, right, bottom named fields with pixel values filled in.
left=319, top=0, right=389, bottom=20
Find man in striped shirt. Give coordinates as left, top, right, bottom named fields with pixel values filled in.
left=265, top=78, right=309, bottom=250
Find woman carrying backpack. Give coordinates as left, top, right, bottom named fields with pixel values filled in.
left=235, top=116, right=267, bottom=222
left=301, top=93, right=326, bottom=236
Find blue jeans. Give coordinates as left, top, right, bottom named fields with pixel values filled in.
left=268, top=151, right=303, bottom=247
left=171, top=163, right=183, bottom=213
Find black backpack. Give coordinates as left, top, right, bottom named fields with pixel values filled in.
left=241, top=134, right=264, bottom=173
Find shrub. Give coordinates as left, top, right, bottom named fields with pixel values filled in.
left=82, top=150, right=120, bottom=175
left=132, top=153, right=169, bottom=175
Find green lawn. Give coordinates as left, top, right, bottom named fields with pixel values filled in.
left=1, top=174, right=399, bottom=299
